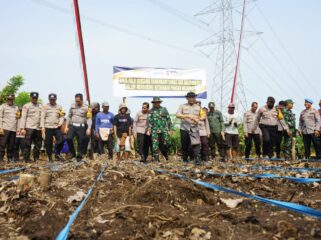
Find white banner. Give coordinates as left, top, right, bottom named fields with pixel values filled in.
left=113, top=66, right=207, bottom=98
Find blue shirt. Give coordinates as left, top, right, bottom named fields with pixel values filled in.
left=95, top=112, right=114, bottom=130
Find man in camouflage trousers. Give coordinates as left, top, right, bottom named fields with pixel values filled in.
left=283, top=99, right=297, bottom=159
left=146, top=97, right=173, bottom=162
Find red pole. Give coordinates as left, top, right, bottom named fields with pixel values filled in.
left=230, top=0, right=247, bottom=104
left=73, top=0, right=90, bottom=104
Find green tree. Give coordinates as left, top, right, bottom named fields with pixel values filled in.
left=15, top=91, right=30, bottom=107
left=0, top=75, right=24, bottom=104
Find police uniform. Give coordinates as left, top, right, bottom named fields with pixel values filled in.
left=243, top=110, right=261, bottom=158
left=275, top=102, right=289, bottom=158
left=299, top=99, right=321, bottom=159
left=176, top=92, right=201, bottom=164
left=0, top=94, right=19, bottom=162
left=40, top=93, right=65, bottom=161
left=133, top=110, right=152, bottom=162
left=198, top=108, right=210, bottom=161
left=207, top=102, right=226, bottom=161
left=253, top=97, right=278, bottom=158
left=66, top=98, right=92, bottom=161
left=147, top=97, right=173, bottom=161
left=20, top=92, right=42, bottom=162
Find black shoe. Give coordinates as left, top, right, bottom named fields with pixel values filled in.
left=55, top=154, right=65, bottom=161
left=48, top=155, right=53, bottom=162
left=154, top=155, right=160, bottom=162
left=76, top=156, right=82, bottom=162
left=24, top=158, right=32, bottom=163
left=195, top=158, right=201, bottom=166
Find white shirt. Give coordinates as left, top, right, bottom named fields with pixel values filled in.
left=224, top=112, right=240, bottom=135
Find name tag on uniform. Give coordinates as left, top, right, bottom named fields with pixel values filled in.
left=119, top=119, right=128, bottom=123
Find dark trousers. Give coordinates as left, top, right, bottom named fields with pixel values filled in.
left=66, top=126, right=89, bottom=158
left=98, top=135, right=113, bottom=158
left=14, top=137, right=24, bottom=160
left=200, top=136, right=209, bottom=160
left=260, top=124, right=277, bottom=158
left=180, top=129, right=201, bottom=161
left=23, top=128, right=42, bottom=161
left=275, top=130, right=287, bottom=158
left=137, top=133, right=152, bottom=158
left=90, top=131, right=99, bottom=154
left=244, top=133, right=261, bottom=158
left=209, top=132, right=226, bottom=160
left=303, top=134, right=321, bottom=159
left=45, top=128, right=64, bottom=156
left=0, top=130, right=16, bottom=160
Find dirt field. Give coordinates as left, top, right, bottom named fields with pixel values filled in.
left=0, top=156, right=320, bottom=240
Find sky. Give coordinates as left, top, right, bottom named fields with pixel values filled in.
left=0, top=0, right=320, bottom=116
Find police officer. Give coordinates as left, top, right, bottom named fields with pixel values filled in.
left=40, top=93, right=65, bottom=161
left=298, top=98, right=321, bottom=159
left=146, top=97, right=173, bottom=162
left=253, top=96, right=278, bottom=158
left=243, top=102, right=261, bottom=159
left=20, top=92, right=42, bottom=162
left=0, top=94, right=20, bottom=162
left=283, top=99, right=297, bottom=159
left=196, top=101, right=210, bottom=162
left=275, top=101, right=290, bottom=159
left=133, top=102, right=152, bottom=162
left=207, top=102, right=226, bottom=161
left=176, top=92, right=201, bottom=165
left=66, top=93, right=92, bottom=161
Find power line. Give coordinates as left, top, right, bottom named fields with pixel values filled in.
left=145, top=0, right=213, bottom=33
left=30, top=0, right=204, bottom=57
left=256, top=5, right=318, bottom=95
left=245, top=17, right=310, bottom=97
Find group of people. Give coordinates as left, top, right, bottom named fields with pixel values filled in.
left=0, top=91, right=320, bottom=165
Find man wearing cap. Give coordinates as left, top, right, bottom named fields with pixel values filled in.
left=275, top=101, right=290, bottom=159
left=20, top=92, right=42, bottom=162
left=176, top=92, right=202, bottom=165
left=41, top=93, right=65, bottom=161
left=89, top=102, right=100, bottom=158
left=147, top=97, right=173, bottom=162
left=65, top=93, right=92, bottom=161
left=283, top=99, right=297, bottom=159
left=133, top=102, right=152, bottom=162
left=298, top=98, right=321, bottom=159
left=253, top=96, right=278, bottom=158
left=0, top=94, right=20, bottom=162
left=223, top=103, right=241, bottom=161
left=113, top=103, right=132, bottom=160
left=207, top=102, right=226, bottom=161
left=95, top=102, right=114, bottom=159
left=243, top=102, right=261, bottom=159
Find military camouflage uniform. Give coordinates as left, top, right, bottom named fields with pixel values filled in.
left=283, top=108, right=297, bottom=159
left=147, top=106, right=173, bottom=159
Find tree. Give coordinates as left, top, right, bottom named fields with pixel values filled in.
left=15, top=92, right=30, bottom=107
left=0, top=75, right=24, bottom=104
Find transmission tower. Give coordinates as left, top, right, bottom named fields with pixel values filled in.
left=195, top=0, right=250, bottom=112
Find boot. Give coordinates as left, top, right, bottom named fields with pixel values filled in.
left=140, top=155, right=146, bottom=163
left=47, top=155, right=53, bottom=162
left=195, top=157, right=201, bottom=166
left=55, top=154, right=65, bottom=161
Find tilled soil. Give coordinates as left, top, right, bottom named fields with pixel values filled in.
left=0, top=157, right=320, bottom=239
